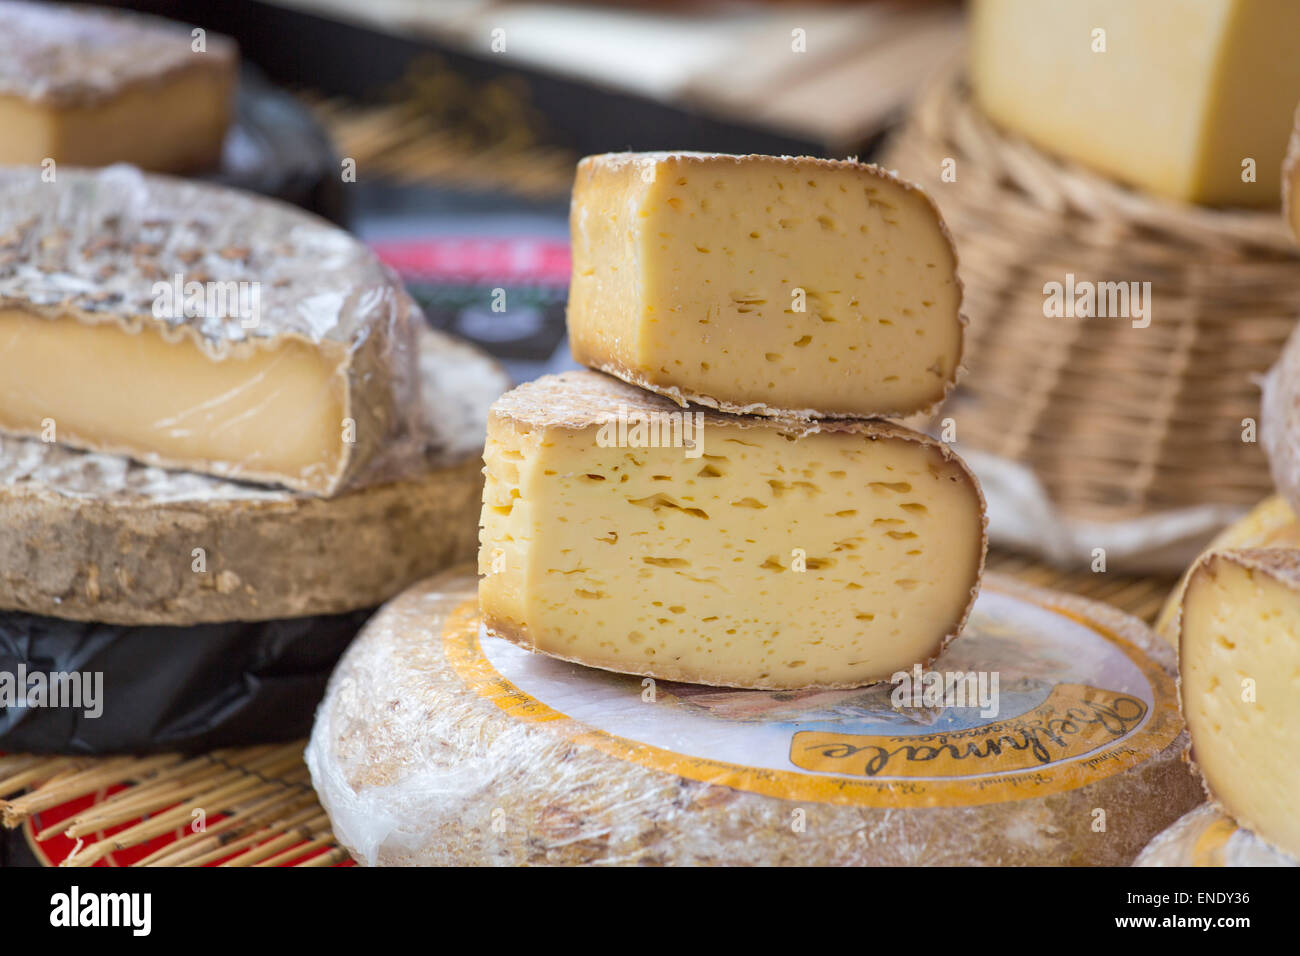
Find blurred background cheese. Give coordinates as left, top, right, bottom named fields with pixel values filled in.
left=310, top=569, right=1201, bottom=866
left=568, top=152, right=964, bottom=418
left=1155, top=495, right=1300, bottom=643
left=0, top=167, right=421, bottom=496
left=479, top=371, right=986, bottom=689
left=1179, top=549, right=1300, bottom=861
left=0, top=1, right=236, bottom=172
left=0, top=329, right=506, bottom=625
left=970, top=0, right=1300, bottom=206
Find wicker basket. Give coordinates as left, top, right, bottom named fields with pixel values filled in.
left=885, top=67, right=1300, bottom=566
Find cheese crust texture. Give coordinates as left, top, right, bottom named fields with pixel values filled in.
left=567, top=153, right=963, bottom=419
left=971, top=0, right=1300, bottom=205
left=1180, top=549, right=1300, bottom=859
left=0, top=166, right=421, bottom=495
left=0, top=329, right=508, bottom=625
left=0, top=1, right=235, bottom=172
left=478, top=371, right=986, bottom=689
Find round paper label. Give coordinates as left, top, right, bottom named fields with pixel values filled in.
left=445, top=585, right=1182, bottom=808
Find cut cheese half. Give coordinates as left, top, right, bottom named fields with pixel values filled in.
left=0, top=166, right=421, bottom=495
left=479, top=370, right=985, bottom=689
left=1155, top=495, right=1300, bottom=643
left=567, top=152, right=963, bottom=419
left=1180, top=548, right=1300, bottom=860
left=970, top=0, right=1300, bottom=205
left=0, top=328, right=508, bottom=625
left=0, top=1, right=235, bottom=172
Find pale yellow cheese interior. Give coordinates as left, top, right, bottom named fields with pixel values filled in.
left=970, top=0, right=1300, bottom=206
left=567, top=154, right=962, bottom=417
left=1180, top=554, right=1300, bottom=858
left=480, top=415, right=984, bottom=689
left=0, top=67, right=231, bottom=172
left=0, top=309, right=348, bottom=489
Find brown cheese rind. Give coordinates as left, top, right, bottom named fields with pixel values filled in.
left=483, top=370, right=987, bottom=689
left=0, top=1, right=237, bottom=107
left=568, top=152, right=966, bottom=421
left=0, top=330, right=509, bottom=625
left=307, top=569, right=1199, bottom=866
left=0, top=165, right=422, bottom=494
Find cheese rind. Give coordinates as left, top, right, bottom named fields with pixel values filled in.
left=0, top=166, right=421, bottom=495
left=0, top=330, right=508, bottom=625
left=0, top=1, right=235, bottom=172
left=970, top=0, right=1300, bottom=205
left=478, top=371, right=986, bottom=689
left=1179, top=549, right=1300, bottom=860
left=567, top=152, right=964, bottom=419
left=1155, top=495, right=1299, bottom=643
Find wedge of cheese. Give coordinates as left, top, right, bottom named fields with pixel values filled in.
left=478, top=371, right=986, bottom=689
left=0, top=1, right=235, bottom=172
left=970, top=0, right=1300, bottom=205
left=0, top=166, right=421, bottom=496
left=567, top=152, right=963, bottom=419
left=1155, top=495, right=1300, bottom=643
left=1180, top=549, right=1300, bottom=860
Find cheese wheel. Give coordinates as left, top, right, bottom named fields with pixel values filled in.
left=1136, top=804, right=1297, bottom=867
left=307, top=569, right=1201, bottom=866
left=0, top=329, right=509, bottom=625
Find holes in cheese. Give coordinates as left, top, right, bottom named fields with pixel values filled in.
left=478, top=371, right=986, bottom=689
left=566, top=152, right=963, bottom=419
left=1180, top=549, right=1300, bottom=860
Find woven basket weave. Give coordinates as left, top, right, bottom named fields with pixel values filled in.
left=885, top=67, right=1300, bottom=526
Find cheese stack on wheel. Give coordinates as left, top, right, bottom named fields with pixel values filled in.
left=0, top=166, right=509, bottom=752
left=479, top=153, right=985, bottom=688
left=0, top=1, right=237, bottom=172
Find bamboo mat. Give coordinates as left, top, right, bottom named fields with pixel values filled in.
left=0, top=549, right=1178, bottom=867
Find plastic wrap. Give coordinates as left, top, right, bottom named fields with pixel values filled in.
left=0, top=327, right=508, bottom=625
left=0, top=1, right=236, bottom=105
left=307, top=569, right=1202, bottom=866
left=1261, top=325, right=1300, bottom=523
left=1135, top=804, right=1297, bottom=867
left=0, top=605, right=371, bottom=754
left=0, top=165, right=426, bottom=495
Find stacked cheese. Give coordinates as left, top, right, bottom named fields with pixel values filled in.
left=479, top=153, right=986, bottom=689
left=0, top=166, right=506, bottom=751
left=971, top=0, right=1300, bottom=206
